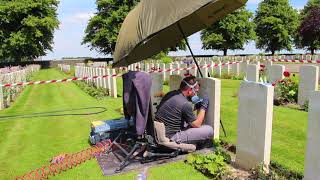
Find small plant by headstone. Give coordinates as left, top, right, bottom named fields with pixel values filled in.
left=74, top=81, right=109, bottom=100
left=273, top=71, right=299, bottom=105
left=231, top=73, right=245, bottom=80
left=185, top=150, right=230, bottom=178
left=163, top=80, right=169, bottom=86
left=250, top=162, right=303, bottom=179
left=302, top=100, right=309, bottom=112
left=185, top=140, right=231, bottom=179
left=250, top=164, right=280, bottom=179
left=220, top=72, right=232, bottom=79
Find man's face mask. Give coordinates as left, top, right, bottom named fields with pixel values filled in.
left=183, top=80, right=199, bottom=102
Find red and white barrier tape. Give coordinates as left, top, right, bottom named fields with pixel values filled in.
left=0, top=74, right=123, bottom=88
left=266, top=59, right=320, bottom=64
left=1, top=61, right=241, bottom=88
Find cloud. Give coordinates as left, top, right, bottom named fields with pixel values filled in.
left=63, top=12, right=94, bottom=25
left=247, top=0, right=262, bottom=5
left=43, top=11, right=100, bottom=60
left=294, top=6, right=304, bottom=11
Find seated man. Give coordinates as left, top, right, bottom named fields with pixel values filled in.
left=154, top=75, right=213, bottom=146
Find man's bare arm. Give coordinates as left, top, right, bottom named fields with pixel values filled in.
left=190, top=109, right=206, bottom=128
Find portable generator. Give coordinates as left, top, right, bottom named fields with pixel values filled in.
left=89, top=117, right=134, bottom=145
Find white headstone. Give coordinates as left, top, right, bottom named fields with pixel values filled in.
left=199, top=78, right=221, bottom=139
left=269, top=65, right=285, bottom=83
left=240, top=60, right=249, bottom=74
left=222, top=61, right=230, bottom=75
left=162, top=63, right=167, bottom=81
left=106, top=68, right=111, bottom=94
left=246, top=64, right=259, bottom=82
left=172, top=63, right=180, bottom=75
left=110, top=69, right=117, bottom=98
left=102, top=68, right=107, bottom=89
left=0, top=86, right=4, bottom=110
left=169, top=75, right=183, bottom=91
left=213, top=61, right=222, bottom=78
left=232, top=62, right=239, bottom=76
left=199, top=62, right=208, bottom=77
left=236, top=82, right=274, bottom=170
left=304, top=91, right=320, bottom=180
left=265, top=61, right=273, bottom=81
left=189, top=63, right=198, bottom=77
left=298, top=65, right=319, bottom=106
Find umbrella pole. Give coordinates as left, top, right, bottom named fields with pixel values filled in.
left=177, top=23, right=203, bottom=78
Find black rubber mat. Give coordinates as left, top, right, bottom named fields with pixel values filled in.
left=96, top=147, right=215, bottom=176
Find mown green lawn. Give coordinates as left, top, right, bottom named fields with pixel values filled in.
left=0, top=69, right=309, bottom=179
left=0, top=69, right=208, bottom=180
left=220, top=79, right=307, bottom=174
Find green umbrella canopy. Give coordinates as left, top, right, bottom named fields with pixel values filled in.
left=113, top=0, right=247, bottom=68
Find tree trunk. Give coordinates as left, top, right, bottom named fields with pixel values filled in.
left=223, top=49, right=228, bottom=56
left=271, top=50, right=275, bottom=55
left=311, top=48, right=315, bottom=55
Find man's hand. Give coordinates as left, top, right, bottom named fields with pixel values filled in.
left=200, top=96, right=209, bottom=111
left=194, top=101, right=202, bottom=110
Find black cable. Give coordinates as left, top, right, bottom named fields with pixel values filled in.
left=220, top=119, right=227, bottom=137
left=0, top=107, right=107, bottom=121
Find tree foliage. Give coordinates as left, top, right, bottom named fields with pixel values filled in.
left=82, top=0, right=139, bottom=55
left=300, top=0, right=320, bottom=16
left=83, top=0, right=186, bottom=56
left=0, top=0, right=59, bottom=62
left=254, top=0, right=299, bottom=55
left=200, top=7, right=255, bottom=56
left=295, top=0, right=320, bottom=54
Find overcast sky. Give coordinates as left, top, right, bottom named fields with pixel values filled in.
left=42, top=0, right=309, bottom=60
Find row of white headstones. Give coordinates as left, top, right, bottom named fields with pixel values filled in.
left=167, top=68, right=319, bottom=179
left=74, top=65, right=118, bottom=98
left=0, top=65, right=41, bottom=110
left=74, top=61, right=319, bottom=178
left=74, top=60, right=316, bottom=107
left=58, top=64, right=71, bottom=73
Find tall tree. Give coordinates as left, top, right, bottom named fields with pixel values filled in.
left=254, top=0, right=299, bottom=55
left=200, top=7, right=255, bottom=56
left=82, top=0, right=139, bottom=55
left=295, top=0, right=320, bottom=55
left=83, top=0, right=186, bottom=56
left=0, top=0, right=59, bottom=62
left=300, top=0, right=320, bottom=16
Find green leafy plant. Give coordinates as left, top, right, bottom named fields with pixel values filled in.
left=163, top=80, right=169, bottom=86
left=231, top=73, right=245, bottom=80
left=274, top=77, right=298, bottom=105
left=250, top=164, right=280, bottom=179
left=185, top=148, right=230, bottom=178
left=212, top=73, right=220, bottom=78
left=302, top=100, right=309, bottom=112
left=250, top=162, right=303, bottom=179
left=74, top=81, right=109, bottom=100
left=161, top=56, right=173, bottom=64
left=220, top=72, right=233, bottom=79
